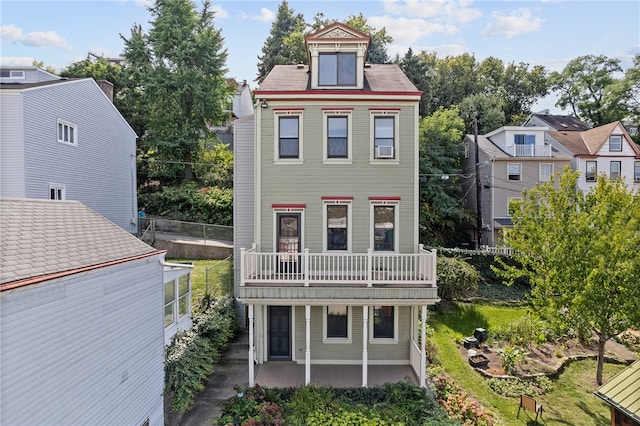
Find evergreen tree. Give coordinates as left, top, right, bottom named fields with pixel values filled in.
left=256, top=0, right=306, bottom=84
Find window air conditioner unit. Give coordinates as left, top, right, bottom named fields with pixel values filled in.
left=376, top=146, right=394, bottom=158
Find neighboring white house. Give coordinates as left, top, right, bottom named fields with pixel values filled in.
left=546, top=121, right=640, bottom=192
left=0, top=66, right=139, bottom=233
left=0, top=198, right=192, bottom=425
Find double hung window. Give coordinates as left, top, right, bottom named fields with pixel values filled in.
left=371, top=202, right=397, bottom=252
left=49, top=184, right=65, bottom=200
left=327, top=116, right=348, bottom=158
left=323, top=305, right=352, bottom=342
left=374, top=116, right=395, bottom=159
left=635, top=161, right=640, bottom=182
left=609, top=135, right=622, bottom=152
left=507, top=163, right=522, bottom=181
left=539, top=163, right=553, bottom=182
left=275, top=110, right=304, bottom=162
left=370, top=305, right=398, bottom=342
left=586, top=161, right=597, bottom=182
left=323, top=197, right=352, bottom=251
left=610, top=161, right=621, bottom=180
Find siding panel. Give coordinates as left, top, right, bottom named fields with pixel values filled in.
left=0, top=93, right=26, bottom=197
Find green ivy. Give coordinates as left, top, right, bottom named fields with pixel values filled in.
left=165, top=296, right=240, bottom=413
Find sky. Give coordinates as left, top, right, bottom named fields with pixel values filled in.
left=1, top=0, right=639, bottom=113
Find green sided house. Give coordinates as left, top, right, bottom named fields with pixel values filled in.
left=233, top=22, right=439, bottom=388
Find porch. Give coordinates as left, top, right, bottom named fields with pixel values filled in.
left=254, top=364, right=418, bottom=388
left=240, top=244, right=437, bottom=288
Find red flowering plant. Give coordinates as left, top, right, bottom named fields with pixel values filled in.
left=433, top=375, right=496, bottom=426
left=218, top=384, right=284, bottom=426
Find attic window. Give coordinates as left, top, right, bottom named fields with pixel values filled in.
left=0, top=70, right=25, bottom=79
left=609, top=135, right=622, bottom=151
left=319, top=53, right=356, bottom=86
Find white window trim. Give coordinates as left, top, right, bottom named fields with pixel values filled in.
left=322, top=305, right=353, bottom=343
left=539, top=163, right=553, bottom=182
left=610, top=160, right=621, bottom=179
left=323, top=199, right=352, bottom=252
left=507, top=163, right=522, bottom=181
left=57, top=119, right=78, bottom=146
left=1, top=70, right=25, bottom=79
left=272, top=207, right=305, bottom=253
left=274, top=109, right=303, bottom=164
left=370, top=110, right=399, bottom=165
left=586, top=161, right=597, bottom=182
left=369, top=305, right=399, bottom=344
left=49, top=183, right=66, bottom=200
left=634, top=161, right=640, bottom=183
left=323, top=109, right=353, bottom=164
left=369, top=199, right=399, bottom=253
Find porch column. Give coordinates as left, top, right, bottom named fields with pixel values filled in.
left=420, top=306, right=426, bottom=388
left=248, top=304, right=255, bottom=386
left=305, top=305, right=311, bottom=385
left=362, top=305, right=368, bottom=387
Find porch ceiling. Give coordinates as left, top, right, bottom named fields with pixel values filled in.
left=238, top=285, right=440, bottom=305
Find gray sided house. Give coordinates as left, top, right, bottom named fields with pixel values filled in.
left=0, top=66, right=138, bottom=233
left=233, top=23, right=439, bottom=388
left=0, top=198, right=190, bottom=425
left=462, top=126, right=572, bottom=247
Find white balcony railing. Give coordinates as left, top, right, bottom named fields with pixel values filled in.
left=506, top=144, right=552, bottom=157
left=240, top=244, right=437, bottom=287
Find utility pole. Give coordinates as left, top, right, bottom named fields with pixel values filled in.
left=474, top=116, right=483, bottom=249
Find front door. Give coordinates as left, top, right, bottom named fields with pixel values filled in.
left=268, top=306, right=291, bottom=360
left=277, top=213, right=301, bottom=273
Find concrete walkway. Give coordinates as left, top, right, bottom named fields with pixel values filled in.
left=179, top=332, right=249, bottom=426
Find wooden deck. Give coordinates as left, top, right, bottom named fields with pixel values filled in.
left=253, top=364, right=418, bottom=388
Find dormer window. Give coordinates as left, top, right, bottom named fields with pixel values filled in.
left=319, top=53, right=356, bottom=86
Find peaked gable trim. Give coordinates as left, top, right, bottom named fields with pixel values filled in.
left=305, top=22, right=370, bottom=43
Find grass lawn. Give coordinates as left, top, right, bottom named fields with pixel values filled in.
left=429, top=302, right=624, bottom=425
left=167, top=258, right=233, bottom=308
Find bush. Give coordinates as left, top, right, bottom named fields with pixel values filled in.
left=491, top=315, right=553, bottom=348
left=165, top=296, right=240, bottom=412
left=139, top=181, right=233, bottom=225
left=487, top=376, right=553, bottom=397
left=218, top=384, right=284, bottom=426
left=498, top=346, right=527, bottom=375
left=432, top=375, right=496, bottom=425
left=437, top=256, right=480, bottom=301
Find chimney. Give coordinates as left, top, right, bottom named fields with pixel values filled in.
left=96, top=80, right=114, bottom=102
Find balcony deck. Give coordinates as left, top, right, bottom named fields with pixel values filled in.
left=238, top=245, right=439, bottom=304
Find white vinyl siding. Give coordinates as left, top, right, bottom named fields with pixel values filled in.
left=0, top=258, right=165, bottom=425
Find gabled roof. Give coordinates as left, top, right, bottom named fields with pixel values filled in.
left=548, top=121, right=640, bottom=156
left=256, top=64, right=419, bottom=94
left=0, top=198, right=161, bottom=290
left=595, top=360, right=640, bottom=423
left=529, top=113, right=590, bottom=131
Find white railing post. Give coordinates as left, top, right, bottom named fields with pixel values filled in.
left=248, top=304, right=255, bottom=387
left=367, top=249, right=373, bottom=287
left=304, top=248, right=310, bottom=287
left=305, top=305, right=311, bottom=384
left=240, top=247, right=246, bottom=286
left=431, top=249, right=437, bottom=283
left=362, top=305, right=368, bottom=387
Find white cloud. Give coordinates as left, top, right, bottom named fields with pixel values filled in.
left=1, top=24, right=72, bottom=52
left=239, top=8, right=275, bottom=23
left=369, top=16, right=459, bottom=45
left=0, top=56, right=35, bottom=66
left=382, top=0, right=482, bottom=23
left=212, top=4, right=229, bottom=19
left=480, top=8, right=543, bottom=38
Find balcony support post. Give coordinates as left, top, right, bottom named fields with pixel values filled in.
left=362, top=305, right=369, bottom=387
left=248, top=304, right=255, bottom=386
left=420, top=305, right=426, bottom=388
left=305, top=305, right=311, bottom=385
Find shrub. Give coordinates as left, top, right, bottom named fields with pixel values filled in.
left=490, top=315, right=552, bottom=348
left=432, top=375, right=496, bottom=425
left=437, top=256, right=480, bottom=301
left=165, top=296, right=240, bottom=412
left=218, top=384, right=284, bottom=426
left=487, top=376, right=553, bottom=397
left=498, top=346, right=527, bottom=375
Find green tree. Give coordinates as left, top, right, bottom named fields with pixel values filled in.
left=398, top=48, right=436, bottom=117
left=59, top=53, right=123, bottom=88
left=550, top=54, right=627, bottom=126
left=458, top=93, right=505, bottom=134
left=497, top=169, right=640, bottom=384
left=120, top=0, right=234, bottom=183
left=31, top=60, right=58, bottom=75
left=418, top=107, right=469, bottom=245
left=343, top=13, right=392, bottom=64
left=256, top=0, right=306, bottom=83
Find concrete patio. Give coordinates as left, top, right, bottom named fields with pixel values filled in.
left=254, top=363, right=418, bottom=388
